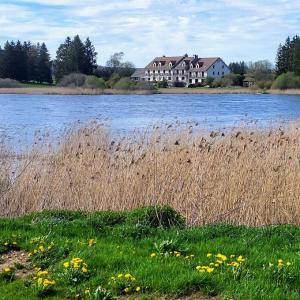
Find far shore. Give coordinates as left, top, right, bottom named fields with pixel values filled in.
left=0, top=86, right=300, bottom=96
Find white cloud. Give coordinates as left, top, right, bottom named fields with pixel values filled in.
left=0, top=0, right=299, bottom=66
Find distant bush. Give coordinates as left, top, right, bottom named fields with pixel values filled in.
left=173, top=81, right=186, bottom=88
left=205, top=76, right=214, bottom=87
left=107, top=73, right=121, bottom=88
left=256, top=80, right=273, bottom=89
left=213, top=76, right=233, bottom=88
left=0, top=78, right=21, bottom=88
left=157, top=79, right=168, bottom=88
left=85, top=76, right=106, bottom=90
left=113, top=77, right=135, bottom=90
left=135, top=81, right=156, bottom=91
left=58, top=73, right=87, bottom=87
left=127, top=206, right=185, bottom=229
left=272, top=72, right=300, bottom=90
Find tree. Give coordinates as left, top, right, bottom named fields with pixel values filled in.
left=105, top=52, right=135, bottom=77
left=229, top=61, right=248, bottom=75
left=36, top=43, right=52, bottom=83
left=247, top=60, right=274, bottom=82
left=276, top=35, right=300, bottom=76
left=54, top=35, right=97, bottom=81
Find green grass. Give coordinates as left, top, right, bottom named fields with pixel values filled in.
left=19, top=82, right=54, bottom=88
left=0, top=207, right=300, bottom=300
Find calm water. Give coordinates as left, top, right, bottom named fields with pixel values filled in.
left=1, top=93, right=300, bottom=146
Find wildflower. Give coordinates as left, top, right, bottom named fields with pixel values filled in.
left=207, top=268, right=214, bottom=273
left=286, top=262, right=292, bottom=267
left=150, top=253, right=157, bottom=258
left=230, top=255, right=235, bottom=258
left=82, top=267, right=88, bottom=273
left=207, top=253, right=212, bottom=258
left=4, top=268, right=11, bottom=273
left=43, top=279, right=56, bottom=287
left=216, top=253, right=227, bottom=261
left=117, top=273, right=123, bottom=278
left=88, top=239, right=96, bottom=247
left=37, top=278, right=43, bottom=285
left=63, top=262, right=70, bottom=268
left=237, top=256, right=245, bottom=262
left=124, top=287, right=130, bottom=293
left=4, top=242, right=8, bottom=246
left=136, top=286, right=141, bottom=292
left=84, top=288, right=90, bottom=295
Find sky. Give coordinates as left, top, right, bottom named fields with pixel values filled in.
left=0, top=0, right=299, bottom=67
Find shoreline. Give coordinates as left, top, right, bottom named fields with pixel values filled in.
left=0, top=87, right=300, bottom=95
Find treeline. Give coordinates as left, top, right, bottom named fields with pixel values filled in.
left=276, top=35, right=300, bottom=75
left=0, top=41, right=52, bottom=83
left=0, top=35, right=138, bottom=89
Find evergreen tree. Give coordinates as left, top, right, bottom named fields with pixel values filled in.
left=54, top=35, right=97, bottom=81
left=36, top=43, right=52, bottom=83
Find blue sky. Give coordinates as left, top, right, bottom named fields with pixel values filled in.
left=0, top=0, right=299, bottom=67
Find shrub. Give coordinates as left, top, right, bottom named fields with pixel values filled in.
left=58, top=73, right=87, bottom=87
left=113, top=77, right=135, bottom=90
left=157, top=78, right=168, bottom=88
left=256, top=80, right=273, bottom=89
left=205, top=76, right=214, bottom=87
left=213, top=77, right=233, bottom=88
left=85, top=76, right=106, bottom=90
left=107, top=73, right=121, bottom=88
left=127, top=206, right=185, bottom=229
left=0, top=78, right=21, bottom=88
left=173, top=81, right=186, bottom=88
left=272, top=72, right=300, bottom=90
left=135, top=81, right=156, bottom=91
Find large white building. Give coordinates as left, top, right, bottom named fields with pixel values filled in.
left=131, top=54, right=231, bottom=87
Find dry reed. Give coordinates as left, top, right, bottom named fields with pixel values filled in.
left=1, top=121, right=300, bottom=226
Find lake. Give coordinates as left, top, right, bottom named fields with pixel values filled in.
left=1, top=93, right=300, bottom=147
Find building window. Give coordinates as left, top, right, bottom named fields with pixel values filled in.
left=169, top=62, right=173, bottom=67
left=153, top=63, right=156, bottom=67
left=222, top=65, right=224, bottom=69
left=218, top=72, right=220, bottom=75
left=196, top=64, right=199, bottom=68
left=213, top=65, right=215, bottom=69
left=182, top=77, right=185, bottom=80
left=158, top=62, right=161, bottom=67
left=189, top=79, right=192, bottom=83
left=182, top=62, right=185, bottom=67
left=222, top=72, right=224, bottom=75
left=190, top=64, right=193, bottom=69
left=148, top=78, right=150, bottom=81
left=202, top=72, right=204, bottom=77
left=195, top=79, right=198, bottom=83
left=213, top=72, right=215, bottom=75
left=189, top=72, right=192, bottom=76
left=168, top=77, right=171, bottom=80
left=158, top=70, right=160, bottom=74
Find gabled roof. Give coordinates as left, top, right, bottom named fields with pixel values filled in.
left=146, top=56, right=185, bottom=70
left=189, top=57, right=220, bottom=71
left=131, top=68, right=145, bottom=78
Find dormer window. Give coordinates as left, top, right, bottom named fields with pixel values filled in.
left=182, top=62, right=185, bottom=67
left=190, top=64, right=193, bottom=69
left=196, top=64, right=199, bottom=68
left=153, top=62, right=157, bottom=67
left=169, top=62, right=173, bottom=67
left=158, top=62, right=161, bottom=67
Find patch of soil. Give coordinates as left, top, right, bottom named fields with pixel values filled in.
left=0, top=251, right=33, bottom=278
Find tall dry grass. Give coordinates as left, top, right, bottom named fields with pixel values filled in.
left=1, top=121, right=300, bottom=226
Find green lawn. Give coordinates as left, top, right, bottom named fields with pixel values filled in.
left=0, top=206, right=299, bottom=300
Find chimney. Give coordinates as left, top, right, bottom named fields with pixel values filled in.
left=193, top=54, right=198, bottom=59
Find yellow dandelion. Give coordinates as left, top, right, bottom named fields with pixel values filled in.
left=136, top=286, right=141, bottom=292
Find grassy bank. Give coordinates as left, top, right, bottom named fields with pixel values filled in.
left=1, top=86, right=300, bottom=95
left=1, top=207, right=300, bottom=300
left=1, top=122, right=300, bottom=226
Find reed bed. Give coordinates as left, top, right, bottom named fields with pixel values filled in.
left=1, top=121, right=300, bottom=226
